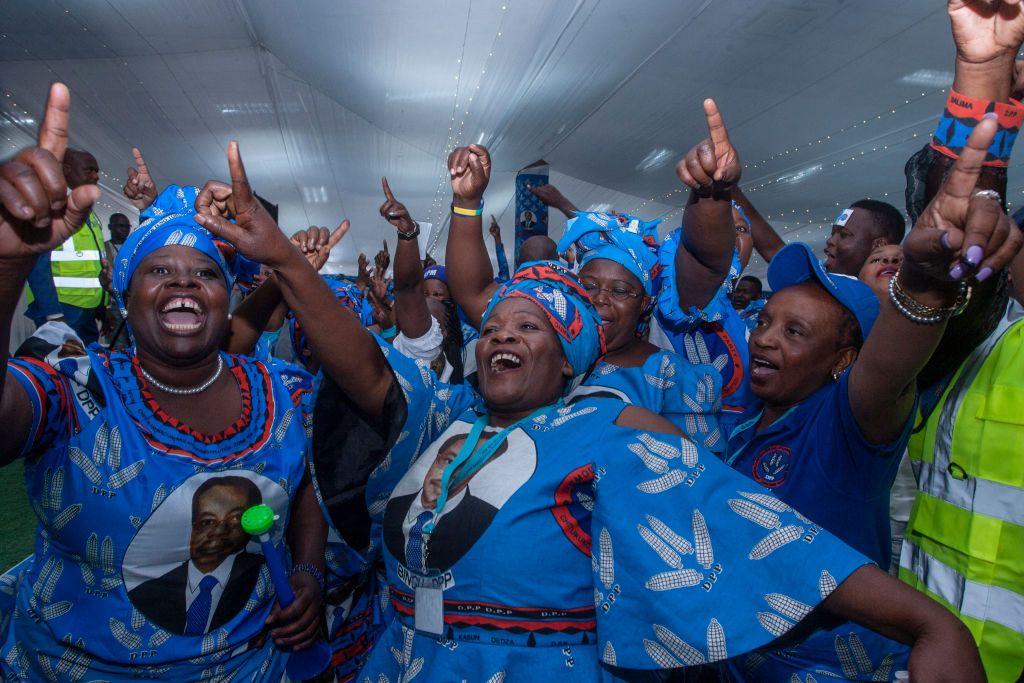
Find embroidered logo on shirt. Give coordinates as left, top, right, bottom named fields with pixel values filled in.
left=752, top=445, right=791, bottom=487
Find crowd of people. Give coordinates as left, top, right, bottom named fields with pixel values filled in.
left=0, top=2, right=1022, bottom=681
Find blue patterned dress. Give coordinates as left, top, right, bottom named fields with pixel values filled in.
left=351, top=353, right=871, bottom=681
left=571, top=352, right=723, bottom=453
left=0, top=323, right=313, bottom=681
left=655, top=235, right=753, bottom=439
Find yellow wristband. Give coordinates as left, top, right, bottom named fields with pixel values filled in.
left=451, top=202, right=484, bottom=217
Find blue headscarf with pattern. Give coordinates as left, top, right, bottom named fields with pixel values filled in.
left=481, top=261, right=605, bottom=380
left=556, top=211, right=662, bottom=295
left=112, top=184, right=234, bottom=319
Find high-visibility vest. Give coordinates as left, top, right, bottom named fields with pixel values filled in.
left=899, top=310, right=1024, bottom=683
left=27, top=212, right=105, bottom=310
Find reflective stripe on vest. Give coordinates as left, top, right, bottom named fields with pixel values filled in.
left=52, top=276, right=102, bottom=289
left=911, top=459, right=1024, bottom=528
left=49, top=249, right=101, bottom=262
left=900, top=541, right=1024, bottom=636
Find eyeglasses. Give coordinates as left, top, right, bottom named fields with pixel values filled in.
left=581, top=281, right=642, bottom=301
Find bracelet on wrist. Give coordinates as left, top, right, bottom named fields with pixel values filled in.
left=290, top=563, right=325, bottom=593
left=888, top=268, right=971, bottom=325
left=931, top=88, right=1024, bottom=167
left=452, top=200, right=484, bottom=217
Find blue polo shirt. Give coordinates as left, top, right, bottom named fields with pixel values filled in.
left=725, top=373, right=912, bottom=568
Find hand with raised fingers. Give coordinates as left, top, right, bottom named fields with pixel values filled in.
left=447, top=144, right=491, bottom=205
left=291, top=220, right=349, bottom=272
left=0, top=83, right=101, bottom=261
left=374, top=240, right=390, bottom=274
left=488, top=215, right=502, bottom=241
left=676, top=98, right=741, bottom=195
left=379, top=177, right=417, bottom=235
left=903, top=113, right=1023, bottom=297
left=367, top=270, right=394, bottom=329
left=948, top=0, right=1024, bottom=66
left=123, top=146, right=157, bottom=211
left=193, top=141, right=294, bottom=268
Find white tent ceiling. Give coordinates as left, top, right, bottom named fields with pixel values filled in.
left=1, top=0, right=1020, bottom=277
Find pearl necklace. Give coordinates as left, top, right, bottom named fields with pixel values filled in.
left=139, top=356, right=224, bottom=396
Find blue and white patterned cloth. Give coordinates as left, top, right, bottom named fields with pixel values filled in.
left=655, top=231, right=753, bottom=438
left=353, top=358, right=870, bottom=681
left=0, top=322, right=314, bottom=680
left=572, top=350, right=724, bottom=454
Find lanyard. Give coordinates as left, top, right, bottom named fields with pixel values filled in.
left=423, top=403, right=554, bottom=533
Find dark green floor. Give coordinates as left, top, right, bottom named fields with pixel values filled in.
left=0, top=462, right=35, bottom=573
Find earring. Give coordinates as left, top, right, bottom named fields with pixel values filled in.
left=831, top=369, right=841, bottom=381
left=227, top=313, right=233, bottom=321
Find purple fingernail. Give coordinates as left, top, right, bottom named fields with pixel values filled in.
left=940, top=232, right=952, bottom=249
left=965, top=245, right=984, bottom=266
left=976, top=266, right=993, bottom=282
left=950, top=263, right=965, bottom=280
left=984, top=112, right=998, bottom=120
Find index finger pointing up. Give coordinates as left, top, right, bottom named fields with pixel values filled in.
left=703, top=98, right=730, bottom=147
left=227, top=141, right=254, bottom=204
left=38, top=83, right=70, bottom=161
left=132, top=147, right=149, bottom=174
left=939, top=114, right=997, bottom=202
left=382, top=176, right=396, bottom=202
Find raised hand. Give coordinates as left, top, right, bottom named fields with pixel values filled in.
left=948, top=0, right=1024, bottom=65
left=676, top=99, right=741, bottom=192
left=123, top=146, right=157, bottom=210
left=366, top=269, right=394, bottom=329
left=379, top=177, right=417, bottom=235
left=193, top=141, right=294, bottom=268
left=0, top=83, right=101, bottom=260
left=374, top=240, right=390, bottom=274
left=488, top=215, right=502, bottom=241
left=904, top=113, right=1023, bottom=288
left=527, top=183, right=567, bottom=208
left=291, top=220, right=349, bottom=272
left=447, top=144, right=491, bottom=204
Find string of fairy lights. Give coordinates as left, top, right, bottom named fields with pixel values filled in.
left=424, top=3, right=512, bottom=256
left=623, top=87, right=955, bottom=229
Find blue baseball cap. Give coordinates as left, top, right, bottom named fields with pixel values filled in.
left=767, top=242, right=879, bottom=340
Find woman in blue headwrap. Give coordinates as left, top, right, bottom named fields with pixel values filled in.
left=556, top=211, right=723, bottom=451
left=0, top=85, right=325, bottom=681
left=191, top=137, right=983, bottom=682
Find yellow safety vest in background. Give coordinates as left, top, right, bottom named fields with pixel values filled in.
left=899, top=310, right=1024, bottom=683
left=26, top=212, right=105, bottom=310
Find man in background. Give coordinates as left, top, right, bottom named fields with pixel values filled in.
left=24, top=148, right=106, bottom=345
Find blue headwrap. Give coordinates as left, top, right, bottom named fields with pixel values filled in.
left=290, top=277, right=374, bottom=368
left=423, top=264, right=448, bottom=284
left=112, top=185, right=234, bottom=320
left=481, top=261, right=605, bottom=380
left=556, top=211, right=662, bottom=295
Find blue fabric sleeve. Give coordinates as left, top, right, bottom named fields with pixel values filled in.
left=655, top=354, right=725, bottom=454
left=6, top=358, right=72, bottom=458
left=378, top=334, right=481, bottom=449
left=654, top=228, right=739, bottom=332
left=25, top=252, right=62, bottom=319
left=494, top=240, right=510, bottom=282
left=591, top=422, right=870, bottom=670
left=821, top=373, right=915, bottom=500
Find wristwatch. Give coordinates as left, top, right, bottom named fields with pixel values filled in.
left=397, top=221, right=421, bottom=241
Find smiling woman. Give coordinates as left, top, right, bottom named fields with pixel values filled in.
left=183, top=132, right=986, bottom=680
left=0, top=85, right=326, bottom=681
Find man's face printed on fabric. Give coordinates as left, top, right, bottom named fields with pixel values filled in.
left=189, top=483, right=252, bottom=573
left=421, top=437, right=466, bottom=509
